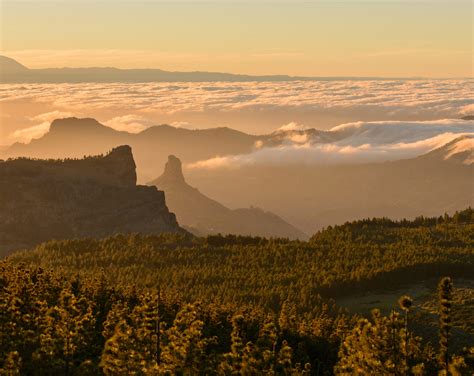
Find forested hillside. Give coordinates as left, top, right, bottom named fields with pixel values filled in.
left=2, top=209, right=474, bottom=374
left=10, top=209, right=474, bottom=307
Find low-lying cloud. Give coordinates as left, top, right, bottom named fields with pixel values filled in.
left=103, top=115, right=155, bottom=133
left=187, top=119, right=474, bottom=169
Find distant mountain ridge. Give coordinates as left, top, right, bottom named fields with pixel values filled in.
left=3, top=117, right=259, bottom=181
left=150, top=155, right=308, bottom=239
left=0, top=145, right=184, bottom=257
left=0, top=55, right=426, bottom=83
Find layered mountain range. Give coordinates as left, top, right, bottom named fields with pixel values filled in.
left=2, top=117, right=472, bottom=234
left=6, top=117, right=472, bottom=181
left=0, top=145, right=183, bottom=257
left=4, top=117, right=258, bottom=182
left=150, top=155, right=307, bottom=239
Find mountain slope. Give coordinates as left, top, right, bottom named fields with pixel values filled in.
left=149, top=155, right=307, bottom=239
left=185, top=149, right=474, bottom=234
left=0, top=55, right=28, bottom=74
left=419, top=135, right=473, bottom=165
left=0, top=146, right=183, bottom=257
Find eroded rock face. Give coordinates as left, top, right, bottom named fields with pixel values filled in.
left=0, top=146, right=183, bottom=257
left=159, top=155, right=186, bottom=185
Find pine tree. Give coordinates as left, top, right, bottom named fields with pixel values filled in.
left=438, top=277, right=453, bottom=374
left=398, top=295, right=413, bottom=375
left=334, top=308, right=422, bottom=376
left=276, top=340, right=293, bottom=375
left=255, top=316, right=278, bottom=373
left=100, top=320, right=141, bottom=375
left=0, top=352, right=22, bottom=376
left=159, top=303, right=212, bottom=374
left=36, top=288, right=94, bottom=375
left=220, top=314, right=245, bottom=374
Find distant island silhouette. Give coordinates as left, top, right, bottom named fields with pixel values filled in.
left=0, top=55, right=427, bottom=83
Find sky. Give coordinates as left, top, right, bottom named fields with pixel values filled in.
left=0, top=0, right=472, bottom=77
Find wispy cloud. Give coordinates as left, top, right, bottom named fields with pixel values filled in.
left=11, top=111, right=75, bottom=143
left=103, top=115, right=155, bottom=133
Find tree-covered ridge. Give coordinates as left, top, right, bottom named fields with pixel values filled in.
left=310, top=207, right=474, bottom=241
left=10, top=209, right=474, bottom=313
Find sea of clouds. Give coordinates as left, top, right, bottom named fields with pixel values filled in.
left=1, top=79, right=473, bottom=144
left=1, top=80, right=472, bottom=116
left=1, top=80, right=473, bottom=164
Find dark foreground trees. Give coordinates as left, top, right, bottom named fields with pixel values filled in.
left=1, top=261, right=473, bottom=375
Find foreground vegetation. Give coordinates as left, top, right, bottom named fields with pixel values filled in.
left=1, top=209, right=473, bottom=374
left=10, top=209, right=474, bottom=312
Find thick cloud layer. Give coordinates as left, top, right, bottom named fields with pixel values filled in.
left=1, top=79, right=472, bottom=143
left=188, top=119, right=474, bottom=169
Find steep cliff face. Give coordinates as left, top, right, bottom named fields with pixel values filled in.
left=0, top=146, right=183, bottom=257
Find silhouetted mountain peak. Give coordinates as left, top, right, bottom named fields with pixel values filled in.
left=0, top=56, right=29, bottom=74
left=159, top=155, right=186, bottom=185
left=49, top=117, right=107, bottom=133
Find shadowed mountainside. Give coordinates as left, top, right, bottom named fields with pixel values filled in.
left=0, top=145, right=183, bottom=257
left=186, top=138, right=474, bottom=234
left=149, top=155, right=308, bottom=239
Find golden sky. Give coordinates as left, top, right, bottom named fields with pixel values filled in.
left=0, top=1, right=472, bottom=77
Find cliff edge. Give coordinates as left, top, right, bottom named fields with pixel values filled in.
left=0, top=146, right=183, bottom=257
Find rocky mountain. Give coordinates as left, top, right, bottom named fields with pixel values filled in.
left=0, top=145, right=183, bottom=257
left=3, top=118, right=259, bottom=182
left=149, top=155, right=307, bottom=239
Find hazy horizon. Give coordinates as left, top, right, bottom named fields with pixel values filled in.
left=1, top=0, right=472, bottom=78
left=2, top=54, right=473, bottom=79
